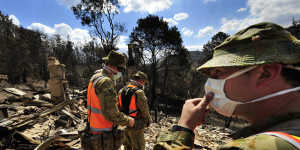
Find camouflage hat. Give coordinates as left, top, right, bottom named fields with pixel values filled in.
left=133, top=71, right=148, bottom=81
left=197, top=22, right=300, bottom=71
left=102, top=50, right=126, bottom=71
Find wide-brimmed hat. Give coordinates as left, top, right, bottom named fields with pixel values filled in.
left=102, top=50, right=126, bottom=72
left=133, top=71, right=148, bottom=81
left=197, top=22, right=300, bottom=72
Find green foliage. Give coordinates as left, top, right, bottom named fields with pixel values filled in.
left=72, top=0, right=125, bottom=54
left=0, top=10, right=108, bottom=86
left=48, top=36, right=81, bottom=86
left=0, top=11, right=48, bottom=83
left=129, top=15, right=190, bottom=120
left=179, top=32, right=230, bottom=98
left=72, top=0, right=119, bottom=26
left=159, top=47, right=191, bottom=98
left=129, top=15, right=188, bottom=68
left=80, top=40, right=106, bottom=79
left=81, top=41, right=105, bottom=65
left=48, top=37, right=106, bottom=86
left=130, top=15, right=169, bottom=59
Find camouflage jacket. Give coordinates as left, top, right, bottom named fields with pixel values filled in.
left=154, top=113, right=300, bottom=150
left=90, top=69, right=131, bottom=126
left=119, top=82, right=152, bottom=129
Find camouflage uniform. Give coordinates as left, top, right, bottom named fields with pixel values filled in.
left=154, top=22, right=300, bottom=150
left=81, top=51, right=131, bottom=150
left=219, top=113, right=300, bottom=150
left=47, top=57, right=67, bottom=103
left=155, top=113, right=300, bottom=150
left=119, top=71, right=152, bottom=150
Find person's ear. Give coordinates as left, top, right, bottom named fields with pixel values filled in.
left=256, top=64, right=282, bottom=88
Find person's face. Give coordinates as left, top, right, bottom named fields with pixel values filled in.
left=108, top=65, right=119, bottom=74
left=138, top=80, right=145, bottom=86
left=206, top=64, right=290, bottom=122
left=207, top=66, right=260, bottom=103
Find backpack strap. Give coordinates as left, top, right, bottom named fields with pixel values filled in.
left=120, top=86, right=139, bottom=115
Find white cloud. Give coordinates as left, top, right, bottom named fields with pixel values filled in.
left=196, top=26, right=215, bottom=38
left=27, top=23, right=92, bottom=46
left=163, top=18, right=178, bottom=26
left=164, top=12, right=189, bottom=27
left=56, top=0, right=80, bottom=7
left=28, top=23, right=56, bottom=35
left=119, top=0, right=173, bottom=14
left=174, top=13, right=189, bottom=21
left=237, top=7, right=247, bottom=12
left=204, top=0, right=216, bottom=3
left=248, top=0, right=300, bottom=23
left=186, top=45, right=203, bottom=51
left=220, top=0, right=300, bottom=33
left=182, top=27, right=194, bottom=37
left=70, top=28, right=92, bottom=45
left=9, top=15, right=20, bottom=26
left=117, top=35, right=129, bottom=53
left=54, top=23, right=73, bottom=39
left=219, top=17, right=261, bottom=33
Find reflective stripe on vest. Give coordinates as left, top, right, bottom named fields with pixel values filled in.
left=119, top=85, right=138, bottom=117
left=87, top=104, right=103, bottom=114
left=87, top=76, right=113, bottom=132
left=90, top=126, right=112, bottom=132
left=261, top=132, right=300, bottom=149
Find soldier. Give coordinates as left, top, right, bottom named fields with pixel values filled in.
left=118, top=71, right=152, bottom=150
left=47, top=57, right=67, bottom=103
left=80, top=50, right=135, bottom=150
left=154, top=22, right=300, bottom=150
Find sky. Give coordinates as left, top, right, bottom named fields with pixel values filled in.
left=1, top=0, right=300, bottom=53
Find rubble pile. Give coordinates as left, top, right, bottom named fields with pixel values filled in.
left=193, top=124, right=233, bottom=149
left=0, top=79, right=242, bottom=150
left=144, top=115, right=178, bottom=150
left=0, top=81, right=87, bottom=150
left=143, top=112, right=237, bottom=150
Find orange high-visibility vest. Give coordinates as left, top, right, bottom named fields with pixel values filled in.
left=262, top=131, right=300, bottom=149
left=87, top=76, right=113, bottom=132
left=118, top=85, right=138, bottom=117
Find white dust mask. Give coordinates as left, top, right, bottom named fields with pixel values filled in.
left=205, top=66, right=300, bottom=117
left=205, top=66, right=257, bottom=117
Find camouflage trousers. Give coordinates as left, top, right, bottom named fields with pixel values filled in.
left=80, top=129, right=124, bottom=150
left=123, top=128, right=145, bottom=150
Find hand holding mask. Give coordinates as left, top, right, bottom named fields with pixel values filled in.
left=178, top=92, right=214, bottom=130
